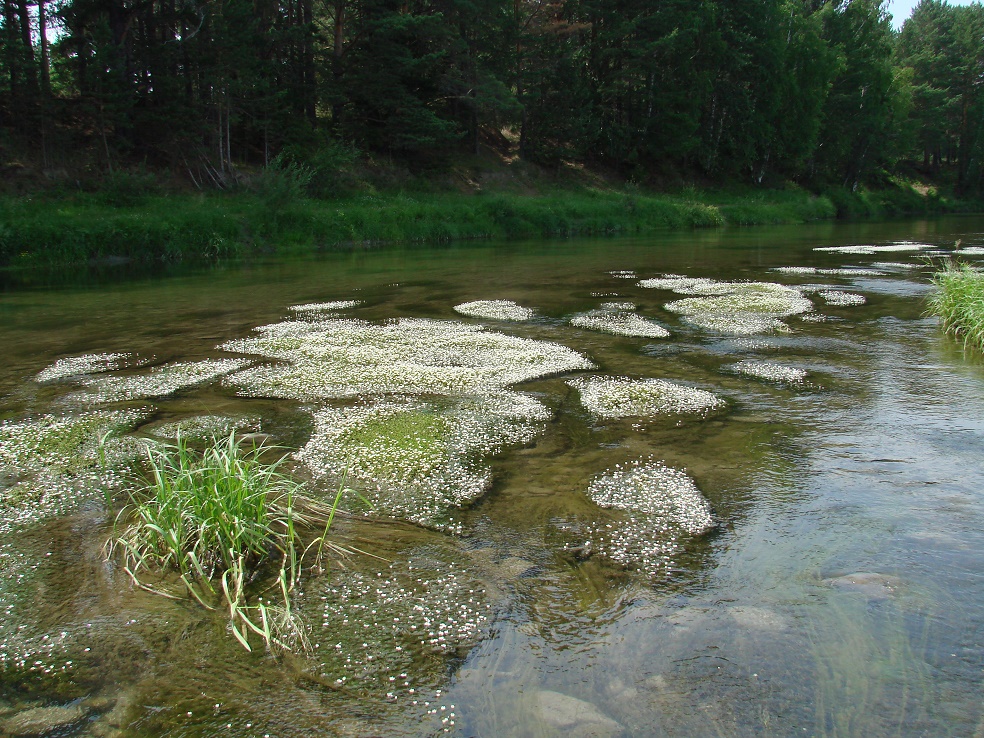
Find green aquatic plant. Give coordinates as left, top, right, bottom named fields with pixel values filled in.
left=108, top=433, right=346, bottom=653
left=296, top=393, right=549, bottom=530
left=929, top=262, right=984, bottom=351
left=453, top=300, right=535, bottom=322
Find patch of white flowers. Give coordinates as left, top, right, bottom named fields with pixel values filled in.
left=222, top=317, right=595, bottom=401
left=817, top=290, right=866, bottom=306
left=813, top=242, right=932, bottom=255
left=599, top=301, right=636, bottom=311
left=569, top=376, right=725, bottom=418
left=659, top=279, right=814, bottom=335
left=582, top=459, right=714, bottom=577
left=453, top=300, right=535, bottom=322
left=36, top=353, right=140, bottom=382
left=70, top=359, right=252, bottom=405
left=570, top=309, right=670, bottom=339
left=296, top=393, right=549, bottom=529
left=290, top=300, right=362, bottom=313
left=771, top=266, right=885, bottom=277
left=955, top=246, right=984, bottom=256
left=0, top=410, right=147, bottom=533
left=729, top=360, right=807, bottom=384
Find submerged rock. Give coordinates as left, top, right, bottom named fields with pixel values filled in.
left=537, top=690, right=624, bottom=737
left=824, top=572, right=901, bottom=600
left=0, top=704, right=88, bottom=736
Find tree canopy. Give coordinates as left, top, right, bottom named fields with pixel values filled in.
left=1, top=0, right=982, bottom=192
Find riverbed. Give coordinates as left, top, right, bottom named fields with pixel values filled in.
left=1, top=217, right=982, bottom=737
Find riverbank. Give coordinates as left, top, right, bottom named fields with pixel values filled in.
left=0, top=183, right=976, bottom=268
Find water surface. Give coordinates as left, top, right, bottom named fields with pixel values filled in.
left=1, top=217, right=983, bottom=737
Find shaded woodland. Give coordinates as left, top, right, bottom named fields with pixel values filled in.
left=1, top=0, right=983, bottom=193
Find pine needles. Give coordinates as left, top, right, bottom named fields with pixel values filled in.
left=930, top=262, right=984, bottom=352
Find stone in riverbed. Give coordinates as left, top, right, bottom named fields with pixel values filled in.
left=824, top=572, right=901, bottom=599
left=537, top=690, right=625, bottom=737
left=0, top=704, right=88, bottom=735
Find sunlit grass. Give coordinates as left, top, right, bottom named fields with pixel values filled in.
left=107, top=433, right=347, bottom=653
left=930, top=262, right=984, bottom=352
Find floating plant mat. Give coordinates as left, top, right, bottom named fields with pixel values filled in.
left=0, top=410, right=146, bottom=533
left=64, top=359, right=252, bottom=405
left=728, top=360, right=808, bottom=384
left=222, top=317, right=595, bottom=401
left=290, top=300, right=362, bottom=314
left=453, top=300, right=535, bottom=322
left=569, top=376, right=725, bottom=419
left=570, top=308, right=670, bottom=338
left=646, top=278, right=814, bottom=336
left=296, top=393, right=549, bottom=530
left=813, top=242, right=933, bottom=255
left=35, top=353, right=147, bottom=383
left=579, top=459, right=714, bottom=577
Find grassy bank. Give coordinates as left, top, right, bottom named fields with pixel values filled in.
left=930, top=262, right=984, bottom=352
left=0, top=182, right=975, bottom=268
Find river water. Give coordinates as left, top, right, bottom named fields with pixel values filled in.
left=0, top=217, right=982, bottom=737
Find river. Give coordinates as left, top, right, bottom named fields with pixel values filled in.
left=0, top=216, right=982, bottom=737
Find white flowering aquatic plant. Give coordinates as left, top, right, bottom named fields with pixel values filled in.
left=223, top=317, right=595, bottom=401
left=569, top=376, right=725, bottom=418
left=729, top=360, right=807, bottom=384
left=453, top=300, right=535, bottom=322
left=814, top=242, right=932, bottom=255
left=36, top=353, right=142, bottom=382
left=290, top=300, right=362, bottom=313
left=817, top=290, right=866, bottom=306
left=0, top=409, right=147, bottom=532
left=296, top=392, right=550, bottom=529
left=659, top=280, right=814, bottom=335
left=570, top=309, right=670, bottom=339
left=69, top=359, right=252, bottom=405
left=580, top=458, right=714, bottom=577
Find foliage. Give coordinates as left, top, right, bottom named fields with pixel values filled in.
left=930, top=261, right=984, bottom=352
left=107, top=433, right=345, bottom=652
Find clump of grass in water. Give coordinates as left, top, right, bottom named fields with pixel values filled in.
left=930, top=261, right=984, bottom=351
left=107, top=432, right=347, bottom=653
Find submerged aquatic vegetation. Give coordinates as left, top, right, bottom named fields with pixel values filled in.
left=223, top=317, right=594, bottom=401
left=71, top=359, right=252, bottom=405
left=36, top=353, right=138, bottom=382
left=312, top=558, right=491, bottom=703
left=581, top=459, right=714, bottom=577
left=147, top=414, right=262, bottom=441
left=569, top=376, right=725, bottom=418
left=296, top=393, right=549, bottom=529
left=0, top=410, right=146, bottom=532
left=817, top=290, right=866, bottom=306
left=453, top=300, right=535, bottom=322
left=730, top=360, right=808, bottom=384
left=570, top=308, right=670, bottom=339
left=929, top=262, right=984, bottom=351
left=109, top=433, right=337, bottom=652
left=661, top=280, right=814, bottom=335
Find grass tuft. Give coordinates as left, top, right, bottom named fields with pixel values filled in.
left=929, top=261, right=984, bottom=352
left=107, top=432, right=347, bottom=653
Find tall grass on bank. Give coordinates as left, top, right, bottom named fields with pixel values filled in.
left=107, top=433, right=346, bottom=653
left=930, top=262, right=984, bottom=352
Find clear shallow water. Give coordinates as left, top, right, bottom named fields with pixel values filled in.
left=0, top=217, right=983, bottom=736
